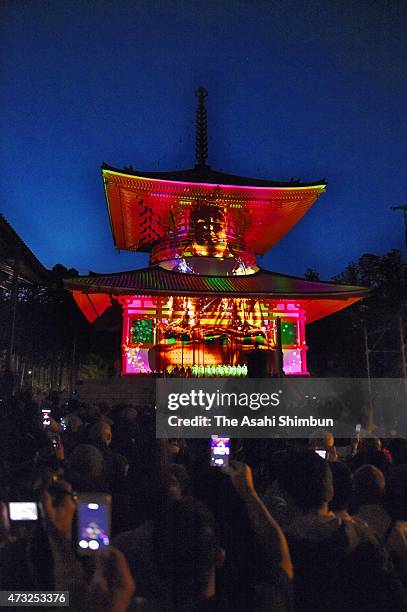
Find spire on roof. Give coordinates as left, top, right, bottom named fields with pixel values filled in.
left=195, top=87, right=208, bottom=167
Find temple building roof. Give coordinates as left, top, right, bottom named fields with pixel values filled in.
left=0, top=214, right=50, bottom=288
left=102, top=167, right=326, bottom=255
left=102, top=161, right=325, bottom=190
left=65, top=265, right=367, bottom=324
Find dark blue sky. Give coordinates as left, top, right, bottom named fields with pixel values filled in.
left=1, top=0, right=406, bottom=280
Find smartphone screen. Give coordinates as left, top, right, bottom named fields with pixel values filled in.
left=46, top=431, right=60, bottom=448
left=8, top=502, right=38, bottom=521
left=356, top=424, right=362, bottom=432
left=210, top=436, right=230, bottom=467
left=42, top=408, right=51, bottom=428
left=77, top=494, right=111, bottom=553
left=315, top=449, right=327, bottom=459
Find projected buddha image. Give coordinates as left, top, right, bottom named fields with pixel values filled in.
left=154, top=190, right=258, bottom=275
left=151, top=296, right=276, bottom=374
left=188, top=202, right=228, bottom=257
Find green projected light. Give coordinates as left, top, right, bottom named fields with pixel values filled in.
left=281, top=321, right=297, bottom=345
left=131, top=319, right=153, bottom=344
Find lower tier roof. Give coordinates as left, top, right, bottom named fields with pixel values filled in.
left=65, top=266, right=367, bottom=325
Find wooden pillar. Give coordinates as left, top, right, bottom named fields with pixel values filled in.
left=121, top=298, right=129, bottom=375
left=299, top=312, right=308, bottom=375
left=275, top=316, right=285, bottom=377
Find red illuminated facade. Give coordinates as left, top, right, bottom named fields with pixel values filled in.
left=65, top=89, right=367, bottom=376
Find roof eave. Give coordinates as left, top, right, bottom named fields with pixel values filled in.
left=101, top=163, right=326, bottom=190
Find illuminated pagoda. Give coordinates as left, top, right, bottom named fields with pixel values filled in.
left=65, top=89, right=367, bottom=377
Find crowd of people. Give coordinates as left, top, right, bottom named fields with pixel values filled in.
left=1, top=389, right=407, bottom=611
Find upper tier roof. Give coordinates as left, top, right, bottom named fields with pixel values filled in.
left=102, top=165, right=326, bottom=255
left=102, top=89, right=327, bottom=255
left=102, top=162, right=325, bottom=189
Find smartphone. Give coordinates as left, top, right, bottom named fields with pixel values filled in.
left=60, top=418, right=67, bottom=431
left=76, top=493, right=111, bottom=554
left=356, top=424, right=362, bottom=432
left=46, top=431, right=60, bottom=449
left=8, top=502, right=38, bottom=522
left=210, top=435, right=231, bottom=467
left=42, top=408, right=51, bottom=428
left=315, top=449, right=327, bottom=459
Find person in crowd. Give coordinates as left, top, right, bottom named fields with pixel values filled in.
left=65, top=444, right=109, bottom=492
left=262, top=450, right=295, bottom=530
left=0, top=501, right=13, bottom=546
left=278, top=449, right=407, bottom=611
left=247, top=342, right=268, bottom=378
left=309, top=430, right=338, bottom=462
left=353, top=464, right=407, bottom=579
left=88, top=421, right=129, bottom=491
left=148, top=497, right=229, bottom=610
left=222, top=460, right=293, bottom=611
left=114, top=460, right=292, bottom=611
left=0, top=479, right=135, bottom=611
left=328, top=460, right=354, bottom=520
left=351, top=437, right=392, bottom=474
left=387, top=464, right=407, bottom=521
left=3, top=386, right=407, bottom=611
left=351, top=464, right=387, bottom=531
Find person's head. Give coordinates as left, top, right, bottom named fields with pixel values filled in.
left=42, top=480, right=77, bottom=538
left=277, top=450, right=333, bottom=513
left=352, top=464, right=385, bottom=508
left=65, top=444, right=106, bottom=491
left=63, top=413, right=83, bottom=434
left=329, top=461, right=352, bottom=512
left=387, top=465, right=407, bottom=520
left=309, top=429, right=334, bottom=449
left=154, top=497, right=223, bottom=606
left=89, top=421, right=112, bottom=447
left=169, top=463, right=190, bottom=497
left=361, top=437, right=382, bottom=452
left=324, top=432, right=335, bottom=448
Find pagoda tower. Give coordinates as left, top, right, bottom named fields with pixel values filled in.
left=65, top=89, right=367, bottom=376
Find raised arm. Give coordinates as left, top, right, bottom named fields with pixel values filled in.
left=223, top=460, right=293, bottom=579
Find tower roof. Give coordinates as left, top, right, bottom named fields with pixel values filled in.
left=102, top=166, right=326, bottom=254
left=65, top=265, right=366, bottom=325
left=102, top=89, right=326, bottom=254
left=102, top=161, right=325, bottom=189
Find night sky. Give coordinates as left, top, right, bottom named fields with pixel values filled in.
left=1, top=0, right=406, bottom=280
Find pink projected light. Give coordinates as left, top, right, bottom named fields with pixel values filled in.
left=123, top=346, right=151, bottom=374
left=283, top=349, right=303, bottom=375
left=103, top=169, right=326, bottom=193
